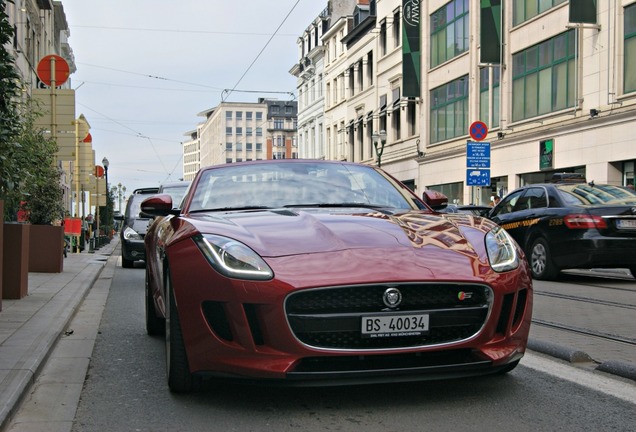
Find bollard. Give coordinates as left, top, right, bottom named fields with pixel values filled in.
left=88, top=237, right=94, bottom=253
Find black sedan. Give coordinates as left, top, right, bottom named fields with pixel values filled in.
left=488, top=180, right=636, bottom=280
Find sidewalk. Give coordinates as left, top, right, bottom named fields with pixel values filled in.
left=0, top=237, right=634, bottom=430
left=0, top=239, right=117, bottom=431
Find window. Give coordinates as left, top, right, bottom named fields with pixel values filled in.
left=236, top=127, right=243, bottom=135
left=226, top=111, right=232, bottom=120
left=246, top=127, right=253, bottom=135
left=274, top=119, right=284, bottom=129
left=256, top=142, right=263, bottom=151
left=226, top=127, right=232, bottom=135
left=236, top=143, right=243, bottom=151
left=407, top=98, right=417, bottom=137
left=512, top=30, right=575, bottom=122
left=226, top=142, right=232, bottom=150
left=246, top=111, right=253, bottom=120
left=379, top=20, right=387, bottom=56
left=236, top=111, right=242, bottom=120
left=393, top=9, right=401, bottom=48
left=349, top=66, right=355, bottom=96
left=285, top=105, right=292, bottom=114
left=246, top=143, right=253, bottom=151
left=256, top=127, right=263, bottom=136
left=625, top=3, right=636, bottom=94
left=256, top=112, right=263, bottom=121
left=430, top=0, right=469, bottom=68
left=391, top=87, right=401, bottom=140
left=479, top=67, right=500, bottom=128
left=367, top=52, right=373, bottom=86
left=271, top=105, right=280, bottom=114
left=512, top=0, right=567, bottom=26
left=430, top=75, right=469, bottom=144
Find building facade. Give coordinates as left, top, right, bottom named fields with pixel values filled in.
left=292, top=0, right=636, bottom=206
left=193, top=99, right=298, bottom=168
left=5, top=0, right=81, bottom=215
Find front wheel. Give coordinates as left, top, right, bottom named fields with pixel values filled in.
left=528, top=237, right=559, bottom=280
left=165, top=271, right=200, bottom=393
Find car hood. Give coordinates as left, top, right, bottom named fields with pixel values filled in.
left=182, top=209, right=496, bottom=262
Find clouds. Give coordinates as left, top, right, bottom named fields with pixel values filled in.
left=63, top=0, right=324, bottom=195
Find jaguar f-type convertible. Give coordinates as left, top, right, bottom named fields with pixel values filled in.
left=142, top=159, right=532, bottom=392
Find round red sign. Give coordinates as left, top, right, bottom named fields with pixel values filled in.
left=469, top=121, right=489, bottom=141
left=36, top=55, right=70, bottom=87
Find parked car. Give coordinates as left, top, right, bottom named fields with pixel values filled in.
left=488, top=176, right=636, bottom=280
left=440, top=203, right=492, bottom=217
left=119, top=187, right=159, bottom=268
left=142, top=160, right=532, bottom=392
left=157, top=181, right=191, bottom=209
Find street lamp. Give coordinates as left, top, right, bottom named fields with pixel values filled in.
left=102, top=157, right=109, bottom=238
left=372, top=130, right=387, bottom=168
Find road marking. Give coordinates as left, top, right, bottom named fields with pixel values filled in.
left=522, top=352, right=636, bottom=404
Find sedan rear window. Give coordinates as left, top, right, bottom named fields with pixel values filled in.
left=557, top=184, right=636, bottom=205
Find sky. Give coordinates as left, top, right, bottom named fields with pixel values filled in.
left=62, top=0, right=327, bottom=202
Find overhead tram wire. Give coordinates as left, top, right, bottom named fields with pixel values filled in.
left=222, top=0, right=301, bottom=102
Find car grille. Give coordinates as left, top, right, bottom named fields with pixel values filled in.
left=285, top=283, right=491, bottom=350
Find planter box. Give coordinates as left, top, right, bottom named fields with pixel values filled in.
left=3, top=223, right=30, bottom=299
left=28, top=224, right=64, bottom=273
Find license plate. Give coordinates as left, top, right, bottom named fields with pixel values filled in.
left=361, top=313, right=429, bottom=338
left=616, top=219, right=636, bottom=229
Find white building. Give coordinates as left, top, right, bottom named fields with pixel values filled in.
left=193, top=99, right=298, bottom=169
left=295, top=0, right=636, bottom=204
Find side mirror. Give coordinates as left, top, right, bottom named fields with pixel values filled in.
left=140, top=194, right=175, bottom=218
left=422, top=190, right=448, bottom=211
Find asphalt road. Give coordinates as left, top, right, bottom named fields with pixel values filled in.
left=7, top=258, right=636, bottom=432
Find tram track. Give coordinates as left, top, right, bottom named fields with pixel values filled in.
left=534, top=290, right=636, bottom=310
left=531, top=319, right=636, bottom=346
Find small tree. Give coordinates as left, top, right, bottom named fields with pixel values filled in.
left=19, top=108, right=65, bottom=225
left=0, top=0, right=25, bottom=220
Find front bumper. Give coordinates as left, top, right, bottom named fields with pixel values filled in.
left=167, top=242, right=533, bottom=384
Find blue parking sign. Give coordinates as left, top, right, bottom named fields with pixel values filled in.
left=466, top=169, right=491, bottom=186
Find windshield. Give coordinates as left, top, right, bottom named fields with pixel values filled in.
left=161, top=184, right=190, bottom=208
left=188, top=161, right=419, bottom=212
left=557, top=184, right=636, bottom=205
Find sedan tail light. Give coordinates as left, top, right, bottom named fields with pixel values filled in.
left=564, top=214, right=607, bottom=229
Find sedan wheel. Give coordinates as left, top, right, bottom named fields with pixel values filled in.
left=529, top=237, right=559, bottom=280
left=165, top=270, right=200, bottom=393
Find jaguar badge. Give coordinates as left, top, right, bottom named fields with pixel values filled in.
left=383, top=287, right=403, bottom=308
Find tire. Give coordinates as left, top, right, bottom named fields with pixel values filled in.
left=528, top=237, right=559, bottom=280
left=165, top=271, right=200, bottom=393
left=145, top=268, right=164, bottom=336
left=122, top=256, right=134, bottom=268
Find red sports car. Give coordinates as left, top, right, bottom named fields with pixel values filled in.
left=142, top=160, right=532, bottom=392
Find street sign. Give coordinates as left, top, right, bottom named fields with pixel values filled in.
left=466, top=169, right=491, bottom=186
left=36, top=55, right=70, bottom=87
left=469, top=121, right=489, bottom=141
left=467, top=141, right=491, bottom=168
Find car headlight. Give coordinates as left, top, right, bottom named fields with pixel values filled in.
left=123, top=226, right=142, bottom=240
left=485, top=226, right=519, bottom=272
left=194, top=234, right=274, bottom=280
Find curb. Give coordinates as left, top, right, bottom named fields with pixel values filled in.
left=0, top=245, right=115, bottom=432
left=528, top=338, right=636, bottom=382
